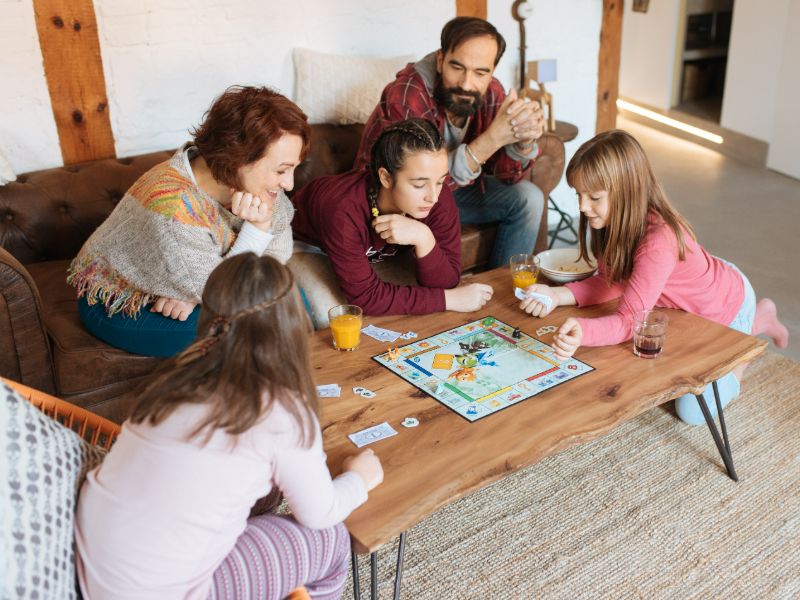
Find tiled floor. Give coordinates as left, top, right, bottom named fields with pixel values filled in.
left=551, top=116, right=798, bottom=361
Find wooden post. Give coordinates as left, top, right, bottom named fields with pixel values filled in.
left=33, top=0, right=115, bottom=165
left=596, top=0, right=624, bottom=133
left=456, top=0, right=487, bottom=19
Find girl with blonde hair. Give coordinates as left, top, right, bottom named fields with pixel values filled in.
left=519, top=130, right=788, bottom=424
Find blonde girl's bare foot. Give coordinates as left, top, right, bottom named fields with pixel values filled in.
left=753, top=298, right=789, bottom=349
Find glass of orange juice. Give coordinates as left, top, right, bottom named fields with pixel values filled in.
left=328, top=304, right=363, bottom=351
left=510, top=254, right=540, bottom=290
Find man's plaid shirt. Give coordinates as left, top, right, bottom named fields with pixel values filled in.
left=355, top=60, right=536, bottom=189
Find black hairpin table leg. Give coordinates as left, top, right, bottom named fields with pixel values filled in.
left=694, top=380, right=738, bottom=481
left=351, top=541, right=361, bottom=600
left=351, top=531, right=408, bottom=600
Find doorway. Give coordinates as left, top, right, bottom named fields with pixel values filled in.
left=673, top=0, right=734, bottom=123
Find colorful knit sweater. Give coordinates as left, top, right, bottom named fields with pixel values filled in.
left=67, top=146, right=294, bottom=318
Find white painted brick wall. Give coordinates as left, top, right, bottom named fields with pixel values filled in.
left=0, top=0, right=601, bottom=186
left=490, top=0, right=602, bottom=220
left=0, top=0, right=62, bottom=173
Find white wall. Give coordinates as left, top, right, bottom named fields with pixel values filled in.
left=0, top=0, right=62, bottom=173
left=619, top=0, right=682, bottom=111
left=96, top=0, right=452, bottom=160
left=0, top=0, right=451, bottom=174
left=720, top=0, right=790, bottom=142
left=766, top=0, right=800, bottom=179
left=488, top=0, right=602, bottom=216
left=0, top=0, right=602, bottom=201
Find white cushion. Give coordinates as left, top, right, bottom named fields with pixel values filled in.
left=293, top=48, right=414, bottom=125
left=0, top=383, right=106, bottom=599
left=0, top=149, right=15, bottom=185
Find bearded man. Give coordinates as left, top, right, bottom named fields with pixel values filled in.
left=355, top=17, right=546, bottom=268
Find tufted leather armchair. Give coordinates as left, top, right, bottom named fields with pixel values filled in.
left=0, top=124, right=564, bottom=423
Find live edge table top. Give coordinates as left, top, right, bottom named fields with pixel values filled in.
left=309, top=267, right=767, bottom=553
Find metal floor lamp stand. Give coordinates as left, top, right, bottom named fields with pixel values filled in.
left=547, top=196, right=579, bottom=248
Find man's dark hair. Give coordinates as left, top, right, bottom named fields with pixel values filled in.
left=440, top=17, right=506, bottom=66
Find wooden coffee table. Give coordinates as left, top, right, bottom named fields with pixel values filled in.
left=310, top=267, right=766, bottom=599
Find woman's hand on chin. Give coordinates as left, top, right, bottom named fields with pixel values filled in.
left=230, top=190, right=274, bottom=232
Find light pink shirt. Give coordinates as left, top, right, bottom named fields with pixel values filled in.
left=565, top=216, right=744, bottom=347
left=75, top=400, right=367, bottom=600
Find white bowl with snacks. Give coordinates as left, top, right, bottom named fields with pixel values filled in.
left=535, top=248, right=597, bottom=284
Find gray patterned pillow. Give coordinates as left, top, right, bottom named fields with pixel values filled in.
left=0, top=383, right=107, bottom=600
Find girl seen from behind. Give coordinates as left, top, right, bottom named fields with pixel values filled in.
left=518, top=129, right=788, bottom=424
left=75, top=253, right=383, bottom=600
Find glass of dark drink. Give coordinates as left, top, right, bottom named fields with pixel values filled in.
left=633, top=310, right=669, bottom=358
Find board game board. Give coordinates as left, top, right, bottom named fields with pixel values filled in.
left=373, top=316, right=594, bottom=422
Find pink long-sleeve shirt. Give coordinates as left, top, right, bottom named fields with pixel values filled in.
left=75, top=400, right=366, bottom=600
left=564, top=215, right=744, bottom=347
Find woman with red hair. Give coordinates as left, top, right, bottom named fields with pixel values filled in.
left=68, top=86, right=310, bottom=357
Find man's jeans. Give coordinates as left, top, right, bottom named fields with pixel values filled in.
left=453, top=176, right=544, bottom=268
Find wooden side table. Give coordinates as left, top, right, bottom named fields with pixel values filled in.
left=551, top=120, right=579, bottom=143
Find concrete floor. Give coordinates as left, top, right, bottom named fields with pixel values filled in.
left=554, top=116, right=798, bottom=361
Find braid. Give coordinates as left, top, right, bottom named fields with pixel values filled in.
left=383, top=120, right=438, bottom=150
left=175, top=271, right=295, bottom=366
left=369, top=118, right=444, bottom=190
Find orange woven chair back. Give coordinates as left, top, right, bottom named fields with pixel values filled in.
left=2, top=379, right=121, bottom=449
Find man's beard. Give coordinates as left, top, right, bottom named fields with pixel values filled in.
left=434, top=76, right=483, bottom=120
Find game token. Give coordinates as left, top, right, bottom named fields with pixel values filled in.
left=536, top=326, right=557, bottom=336
left=386, top=347, right=401, bottom=362
left=401, top=417, right=419, bottom=428
left=481, top=317, right=496, bottom=327
left=352, top=386, right=376, bottom=398
left=512, top=328, right=521, bottom=339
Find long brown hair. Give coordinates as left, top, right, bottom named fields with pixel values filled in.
left=130, top=253, right=318, bottom=446
left=566, top=129, right=695, bottom=283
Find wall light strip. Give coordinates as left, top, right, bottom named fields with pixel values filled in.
left=616, top=99, right=724, bottom=144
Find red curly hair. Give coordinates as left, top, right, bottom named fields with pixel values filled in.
left=192, top=86, right=311, bottom=189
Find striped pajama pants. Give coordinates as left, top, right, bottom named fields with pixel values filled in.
left=208, top=515, right=350, bottom=600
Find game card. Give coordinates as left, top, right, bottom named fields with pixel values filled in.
left=316, top=384, right=341, bottom=398
left=348, top=422, right=398, bottom=448
left=432, top=353, right=454, bottom=369
left=361, top=324, right=402, bottom=343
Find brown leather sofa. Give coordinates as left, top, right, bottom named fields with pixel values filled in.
left=0, top=123, right=565, bottom=422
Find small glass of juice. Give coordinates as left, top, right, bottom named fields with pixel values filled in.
left=328, top=305, right=363, bottom=351
left=510, top=254, right=540, bottom=291
left=632, top=310, right=669, bottom=359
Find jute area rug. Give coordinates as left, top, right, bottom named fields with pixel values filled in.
left=345, top=352, right=800, bottom=599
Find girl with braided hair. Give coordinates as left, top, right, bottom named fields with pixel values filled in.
left=75, top=253, right=383, bottom=600
left=291, top=117, right=493, bottom=326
